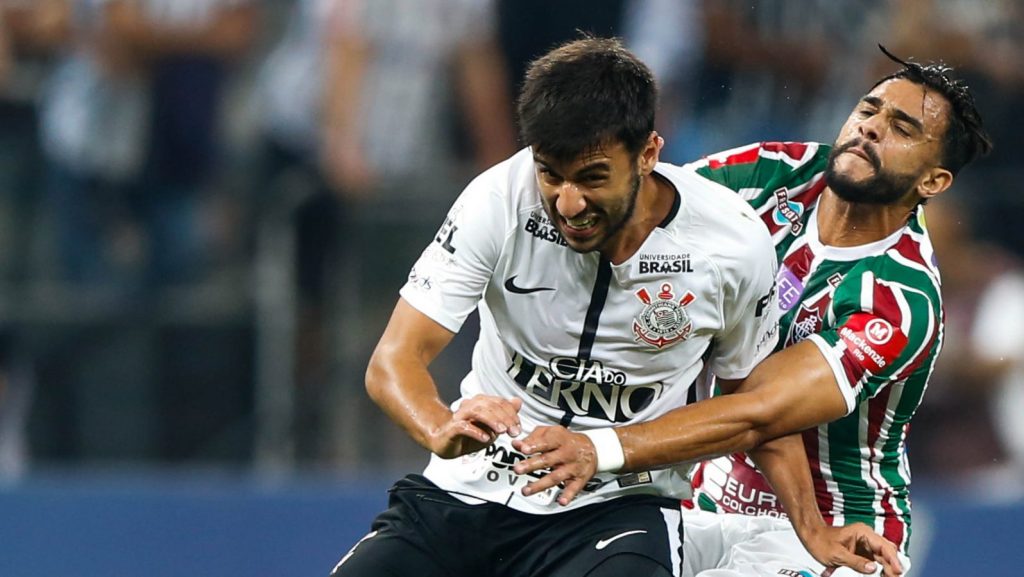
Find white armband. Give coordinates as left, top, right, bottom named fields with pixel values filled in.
left=581, top=428, right=625, bottom=473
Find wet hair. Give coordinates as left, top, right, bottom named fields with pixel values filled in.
left=516, top=36, right=657, bottom=163
left=873, top=45, right=993, bottom=175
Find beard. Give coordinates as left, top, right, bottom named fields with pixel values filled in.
left=825, top=140, right=919, bottom=205
left=600, top=170, right=642, bottom=242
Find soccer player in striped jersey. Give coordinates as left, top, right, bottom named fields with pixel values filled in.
left=513, top=49, right=991, bottom=576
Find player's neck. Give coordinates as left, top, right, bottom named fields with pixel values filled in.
left=602, top=173, right=675, bottom=265
left=816, top=188, right=916, bottom=247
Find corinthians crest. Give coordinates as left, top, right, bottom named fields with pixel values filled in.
left=633, top=283, right=696, bottom=349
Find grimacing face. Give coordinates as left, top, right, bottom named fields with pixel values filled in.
left=826, top=78, right=951, bottom=205
left=534, top=141, right=643, bottom=254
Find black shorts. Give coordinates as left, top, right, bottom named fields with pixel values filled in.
left=330, top=474, right=683, bottom=577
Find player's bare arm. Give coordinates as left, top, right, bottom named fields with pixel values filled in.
left=618, top=339, right=849, bottom=470
left=747, top=434, right=902, bottom=577
left=512, top=345, right=901, bottom=576
left=366, top=298, right=522, bottom=459
left=513, top=340, right=845, bottom=491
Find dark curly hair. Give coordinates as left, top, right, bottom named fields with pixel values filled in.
left=516, top=36, right=657, bottom=163
left=873, top=45, right=993, bottom=175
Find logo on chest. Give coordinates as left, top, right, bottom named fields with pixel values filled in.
left=771, top=187, right=805, bottom=234
left=633, top=283, right=696, bottom=349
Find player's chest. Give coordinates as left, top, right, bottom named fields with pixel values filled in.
left=777, top=254, right=855, bottom=346
left=493, top=240, right=725, bottom=357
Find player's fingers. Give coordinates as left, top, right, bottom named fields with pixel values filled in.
left=520, top=467, right=566, bottom=496
left=462, top=405, right=514, bottom=436
left=556, top=476, right=588, bottom=506
left=512, top=449, right=560, bottom=476
left=509, top=396, right=524, bottom=411
left=511, top=427, right=558, bottom=456
left=452, top=421, right=495, bottom=444
left=859, top=534, right=902, bottom=577
left=830, top=549, right=877, bottom=575
left=459, top=396, right=521, bottom=436
left=506, top=397, right=523, bottom=436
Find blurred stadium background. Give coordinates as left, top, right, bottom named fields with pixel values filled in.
left=1, top=0, right=1022, bottom=575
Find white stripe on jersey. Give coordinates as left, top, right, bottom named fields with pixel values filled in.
left=860, top=270, right=875, bottom=311
left=887, top=247, right=942, bottom=299
left=757, top=142, right=821, bottom=168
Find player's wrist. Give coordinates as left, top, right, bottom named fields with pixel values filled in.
left=581, top=428, right=625, bottom=473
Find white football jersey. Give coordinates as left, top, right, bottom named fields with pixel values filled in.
left=400, top=147, right=780, bottom=514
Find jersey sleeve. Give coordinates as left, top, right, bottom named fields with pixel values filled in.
left=705, top=216, right=781, bottom=379
left=806, top=263, right=941, bottom=414
left=398, top=172, right=510, bottom=332
left=686, top=142, right=831, bottom=206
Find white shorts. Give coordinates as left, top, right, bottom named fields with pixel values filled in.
left=681, top=510, right=912, bottom=577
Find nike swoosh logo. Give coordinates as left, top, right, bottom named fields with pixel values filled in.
left=595, top=529, right=647, bottom=550
left=504, top=276, right=554, bottom=294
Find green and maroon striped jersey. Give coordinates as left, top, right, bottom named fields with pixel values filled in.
left=685, top=142, right=943, bottom=555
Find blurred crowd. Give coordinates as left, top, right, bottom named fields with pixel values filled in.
left=0, top=0, right=1022, bottom=492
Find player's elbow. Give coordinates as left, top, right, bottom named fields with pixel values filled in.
left=364, top=346, right=391, bottom=407
left=738, top=389, right=792, bottom=449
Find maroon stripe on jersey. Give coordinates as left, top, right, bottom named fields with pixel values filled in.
left=782, top=243, right=815, bottom=279
left=760, top=210, right=787, bottom=236
left=707, top=145, right=759, bottom=169
left=802, top=428, right=834, bottom=522
left=839, top=349, right=868, bottom=389
left=763, top=141, right=809, bottom=161
left=865, top=386, right=891, bottom=457
left=866, top=381, right=907, bottom=548
left=881, top=489, right=906, bottom=548
left=791, top=175, right=827, bottom=205
left=870, top=281, right=905, bottom=327
left=891, top=234, right=928, bottom=268
left=893, top=316, right=939, bottom=382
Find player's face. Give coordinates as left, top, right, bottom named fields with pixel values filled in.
left=826, top=78, right=951, bottom=205
left=534, top=142, right=642, bottom=254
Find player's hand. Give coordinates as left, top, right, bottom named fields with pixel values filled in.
left=801, top=522, right=903, bottom=577
left=429, top=395, right=523, bottom=459
left=511, top=425, right=597, bottom=506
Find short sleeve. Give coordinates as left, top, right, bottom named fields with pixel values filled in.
left=398, top=172, right=510, bottom=332
left=807, top=266, right=940, bottom=414
left=705, top=217, right=781, bottom=379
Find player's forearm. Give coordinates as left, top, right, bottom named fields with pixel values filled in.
left=617, top=341, right=849, bottom=471
left=748, top=434, right=826, bottom=540
left=365, top=347, right=452, bottom=452
left=616, top=392, right=774, bottom=472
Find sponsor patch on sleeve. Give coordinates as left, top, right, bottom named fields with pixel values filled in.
left=837, top=313, right=908, bottom=374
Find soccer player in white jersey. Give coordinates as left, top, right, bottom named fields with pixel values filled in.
left=511, top=49, right=992, bottom=577
left=329, top=37, right=898, bottom=577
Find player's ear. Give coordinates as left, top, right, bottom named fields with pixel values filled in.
left=638, top=131, right=663, bottom=175
left=916, top=166, right=953, bottom=201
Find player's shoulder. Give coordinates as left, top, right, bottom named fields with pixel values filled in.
left=883, top=211, right=941, bottom=293
left=657, top=163, right=775, bottom=272
left=841, top=215, right=943, bottom=307
left=658, top=162, right=767, bottom=238
left=686, top=141, right=831, bottom=172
